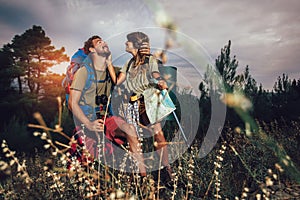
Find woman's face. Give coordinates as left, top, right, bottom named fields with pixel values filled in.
left=125, top=40, right=137, bottom=55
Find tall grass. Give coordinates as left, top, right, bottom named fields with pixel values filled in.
left=0, top=96, right=299, bottom=199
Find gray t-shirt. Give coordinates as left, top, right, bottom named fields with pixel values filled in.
left=120, top=56, right=159, bottom=95
left=71, top=67, right=110, bottom=109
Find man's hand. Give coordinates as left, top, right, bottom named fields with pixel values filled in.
left=86, top=119, right=104, bottom=132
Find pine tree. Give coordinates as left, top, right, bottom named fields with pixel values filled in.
left=9, top=25, right=69, bottom=95
left=215, top=40, right=238, bottom=92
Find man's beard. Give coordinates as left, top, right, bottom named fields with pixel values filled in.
left=103, top=50, right=111, bottom=58
left=98, top=50, right=111, bottom=58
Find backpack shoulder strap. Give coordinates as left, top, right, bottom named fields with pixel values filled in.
left=126, top=57, right=135, bottom=73
left=125, top=54, right=154, bottom=73
left=82, top=59, right=95, bottom=91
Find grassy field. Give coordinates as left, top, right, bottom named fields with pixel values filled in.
left=1, top=119, right=299, bottom=199
left=0, top=94, right=299, bottom=199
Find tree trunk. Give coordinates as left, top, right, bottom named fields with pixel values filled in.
left=17, top=76, right=22, bottom=94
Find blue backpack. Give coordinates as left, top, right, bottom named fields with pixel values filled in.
left=62, top=48, right=87, bottom=107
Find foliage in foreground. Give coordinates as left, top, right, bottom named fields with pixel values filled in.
left=0, top=114, right=299, bottom=199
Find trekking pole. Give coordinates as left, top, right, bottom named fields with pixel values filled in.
left=159, top=87, right=189, bottom=147
left=171, top=110, right=189, bottom=146
left=151, top=80, right=200, bottom=167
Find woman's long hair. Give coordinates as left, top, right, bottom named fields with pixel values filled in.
left=127, top=32, right=149, bottom=66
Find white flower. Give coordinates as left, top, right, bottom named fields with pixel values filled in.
left=41, top=132, right=47, bottom=140
left=116, top=189, right=125, bottom=198
left=265, top=176, right=273, bottom=186
left=1, top=140, right=7, bottom=148
left=109, top=192, right=116, bottom=200
left=256, top=193, right=261, bottom=200
left=33, top=131, right=40, bottom=136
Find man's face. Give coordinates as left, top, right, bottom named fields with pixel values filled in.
left=92, top=38, right=111, bottom=57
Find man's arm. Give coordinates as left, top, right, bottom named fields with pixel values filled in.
left=69, top=89, right=104, bottom=132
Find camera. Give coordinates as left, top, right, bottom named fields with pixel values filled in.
left=95, top=94, right=108, bottom=105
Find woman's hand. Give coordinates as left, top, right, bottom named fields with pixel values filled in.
left=139, top=42, right=150, bottom=55
left=106, top=54, right=113, bottom=67
left=157, top=80, right=168, bottom=90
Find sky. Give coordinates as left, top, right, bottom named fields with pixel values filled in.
left=0, top=0, right=300, bottom=90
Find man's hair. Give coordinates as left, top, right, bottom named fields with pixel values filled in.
left=127, top=32, right=149, bottom=49
left=83, top=35, right=101, bottom=54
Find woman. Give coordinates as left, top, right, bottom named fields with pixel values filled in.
left=108, top=32, right=174, bottom=183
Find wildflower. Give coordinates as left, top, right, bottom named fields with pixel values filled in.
left=234, top=127, right=241, bottom=134
left=9, top=159, right=16, bottom=166
left=256, top=193, right=261, bottom=200
left=265, top=176, right=273, bottom=186
left=41, top=132, right=47, bottom=140
left=109, top=192, right=116, bottom=200
left=262, top=188, right=270, bottom=196
left=61, top=159, right=67, bottom=165
left=282, top=159, right=289, bottom=166
left=55, top=124, right=60, bottom=130
left=155, top=10, right=171, bottom=28
left=217, top=156, right=224, bottom=162
left=1, top=140, right=7, bottom=148
left=275, top=163, right=284, bottom=172
left=33, top=131, right=40, bottom=136
left=241, top=192, right=247, bottom=198
left=0, top=161, right=9, bottom=171
left=129, top=195, right=136, bottom=200
left=90, top=186, right=96, bottom=191
left=267, top=169, right=272, bottom=174
left=221, top=144, right=227, bottom=150
left=116, top=189, right=125, bottom=198
left=17, top=164, right=22, bottom=172
left=2, top=147, right=9, bottom=153
left=221, top=93, right=252, bottom=111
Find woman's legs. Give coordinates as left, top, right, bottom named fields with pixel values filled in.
left=152, top=123, right=169, bottom=167
left=117, top=123, right=147, bottom=177
left=152, top=122, right=173, bottom=183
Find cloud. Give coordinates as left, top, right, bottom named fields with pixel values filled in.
left=0, top=0, right=299, bottom=90
left=158, top=0, right=300, bottom=89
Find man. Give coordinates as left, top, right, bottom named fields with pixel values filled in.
left=68, top=35, right=147, bottom=176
